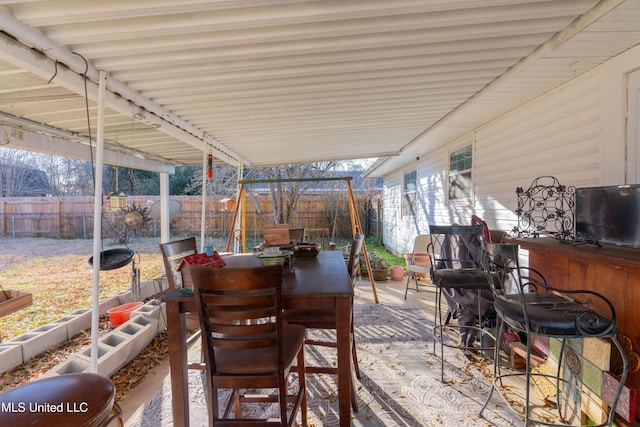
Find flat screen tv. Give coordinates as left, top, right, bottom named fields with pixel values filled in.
left=574, top=184, right=640, bottom=248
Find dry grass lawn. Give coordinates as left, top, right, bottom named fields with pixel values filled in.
left=0, top=236, right=166, bottom=342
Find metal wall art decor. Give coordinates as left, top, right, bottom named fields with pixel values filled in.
left=511, top=176, right=575, bottom=242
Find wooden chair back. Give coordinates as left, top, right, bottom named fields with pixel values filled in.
left=189, top=264, right=285, bottom=374
left=189, top=262, right=307, bottom=425
left=289, top=228, right=305, bottom=244
left=159, top=237, right=197, bottom=290
left=263, top=224, right=291, bottom=247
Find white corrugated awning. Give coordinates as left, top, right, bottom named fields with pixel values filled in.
left=0, top=0, right=638, bottom=172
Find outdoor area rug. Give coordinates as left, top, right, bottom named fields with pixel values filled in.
left=126, top=304, right=521, bottom=426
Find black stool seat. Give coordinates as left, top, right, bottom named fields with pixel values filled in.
left=433, top=268, right=489, bottom=288
left=496, top=293, right=613, bottom=336
left=0, top=373, right=122, bottom=427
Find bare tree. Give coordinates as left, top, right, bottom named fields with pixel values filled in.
left=41, top=155, right=94, bottom=196
left=0, top=148, right=51, bottom=196
left=245, top=162, right=336, bottom=225
left=184, top=164, right=238, bottom=197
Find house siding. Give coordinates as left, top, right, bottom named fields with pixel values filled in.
left=383, top=68, right=604, bottom=255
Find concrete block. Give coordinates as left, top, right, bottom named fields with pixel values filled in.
left=77, top=342, right=125, bottom=378
left=120, top=315, right=158, bottom=357
left=43, top=356, right=89, bottom=377
left=116, top=291, right=134, bottom=305
left=52, top=308, right=91, bottom=340
left=99, top=296, right=120, bottom=314
left=139, top=280, right=162, bottom=300
left=74, top=330, right=132, bottom=377
left=132, top=300, right=167, bottom=333
left=8, top=322, right=68, bottom=361
left=72, top=315, right=156, bottom=378
left=0, top=343, right=23, bottom=374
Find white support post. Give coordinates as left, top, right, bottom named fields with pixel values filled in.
left=159, top=172, right=170, bottom=243
left=200, top=147, right=208, bottom=253
left=90, top=70, right=107, bottom=373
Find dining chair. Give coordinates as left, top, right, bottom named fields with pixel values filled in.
left=404, top=234, right=431, bottom=299
left=284, top=232, right=364, bottom=411
left=188, top=263, right=307, bottom=426
left=159, top=237, right=203, bottom=367
left=480, top=242, right=629, bottom=427
left=159, top=237, right=197, bottom=290
left=428, top=224, right=494, bottom=382
left=289, top=228, right=305, bottom=244
left=263, top=224, right=292, bottom=247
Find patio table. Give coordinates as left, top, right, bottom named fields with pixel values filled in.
left=162, top=250, right=355, bottom=427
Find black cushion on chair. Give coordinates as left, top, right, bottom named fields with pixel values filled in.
left=0, top=373, right=117, bottom=427
left=495, top=293, right=613, bottom=336
left=432, top=268, right=489, bottom=289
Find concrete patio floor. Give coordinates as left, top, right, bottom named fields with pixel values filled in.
left=117, top=275, right=576, bottom=426
left=119, top=275, right=438, bottom=424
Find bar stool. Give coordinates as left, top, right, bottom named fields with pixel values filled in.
left=428, top=224, right=494, bottom=382
left=480, top=242, right=629, bottom=427
left=0, top=373, right=123, bottom=427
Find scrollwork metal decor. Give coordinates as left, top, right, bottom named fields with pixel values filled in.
left=511, top=176, right=575, bottom=242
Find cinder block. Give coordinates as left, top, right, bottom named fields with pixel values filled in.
left=76, top=342, right=126, bottom=378
left=120, top=316, right=158, bottom=357
left=139, top=280, right=163, bottom=300
left=0, top=344, right=23, bottom=374
left=8, top=322, right=68, bottom=361
left=52, top=308, right=92, bottom=340
left=74, top=330, right=132, bottom=377
left=132, top=300, right=167, bottom=333
left=43, top=357, right=89, bottom=377
left=116, top=291, right=134, bottom=305
left=99, top=296, right=120, bottom=314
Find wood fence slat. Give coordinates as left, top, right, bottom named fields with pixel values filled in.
left=0, top=194, right=370, bottom=238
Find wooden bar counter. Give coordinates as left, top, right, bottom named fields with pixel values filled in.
left=508, top=237, right=640, bottom=420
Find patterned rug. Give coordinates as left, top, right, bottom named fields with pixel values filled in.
left=126, top=304, right=520, bottom=426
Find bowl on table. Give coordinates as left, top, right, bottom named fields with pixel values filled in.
left=256, top=250, right=293, bottom=266
left=293, top=243, right=321, bottom=258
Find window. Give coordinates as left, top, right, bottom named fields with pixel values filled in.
left=448, top=144, right=473, bottom=201
left=402, top=170, right=417, bottom=217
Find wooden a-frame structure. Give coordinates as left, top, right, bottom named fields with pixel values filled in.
left=224, top=176, right=378, bottom=303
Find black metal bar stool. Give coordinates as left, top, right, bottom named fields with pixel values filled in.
left=480, top=242, right=629, bottom=427
left=428, top=224, right=495, bottom=382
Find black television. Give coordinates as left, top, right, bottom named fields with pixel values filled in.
left=574, top=184, right=640, bottom=248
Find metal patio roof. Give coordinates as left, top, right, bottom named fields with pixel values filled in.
left=1, top=1, right=639, bottom=174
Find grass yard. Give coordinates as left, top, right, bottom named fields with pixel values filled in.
left=0, top=236, right=165, bottom=342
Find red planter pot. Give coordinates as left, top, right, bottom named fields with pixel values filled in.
left=107, top=302, right=144, bottom=327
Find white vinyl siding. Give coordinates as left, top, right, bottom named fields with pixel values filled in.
left=382, top=68, right=601, bottom=255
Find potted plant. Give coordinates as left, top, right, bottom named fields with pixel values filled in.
left=390, top=265, right=404, bottom=281
left=368, top=253, right=390, bottom=281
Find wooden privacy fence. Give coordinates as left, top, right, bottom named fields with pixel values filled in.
left=0, top=193, right=373, bottom=239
